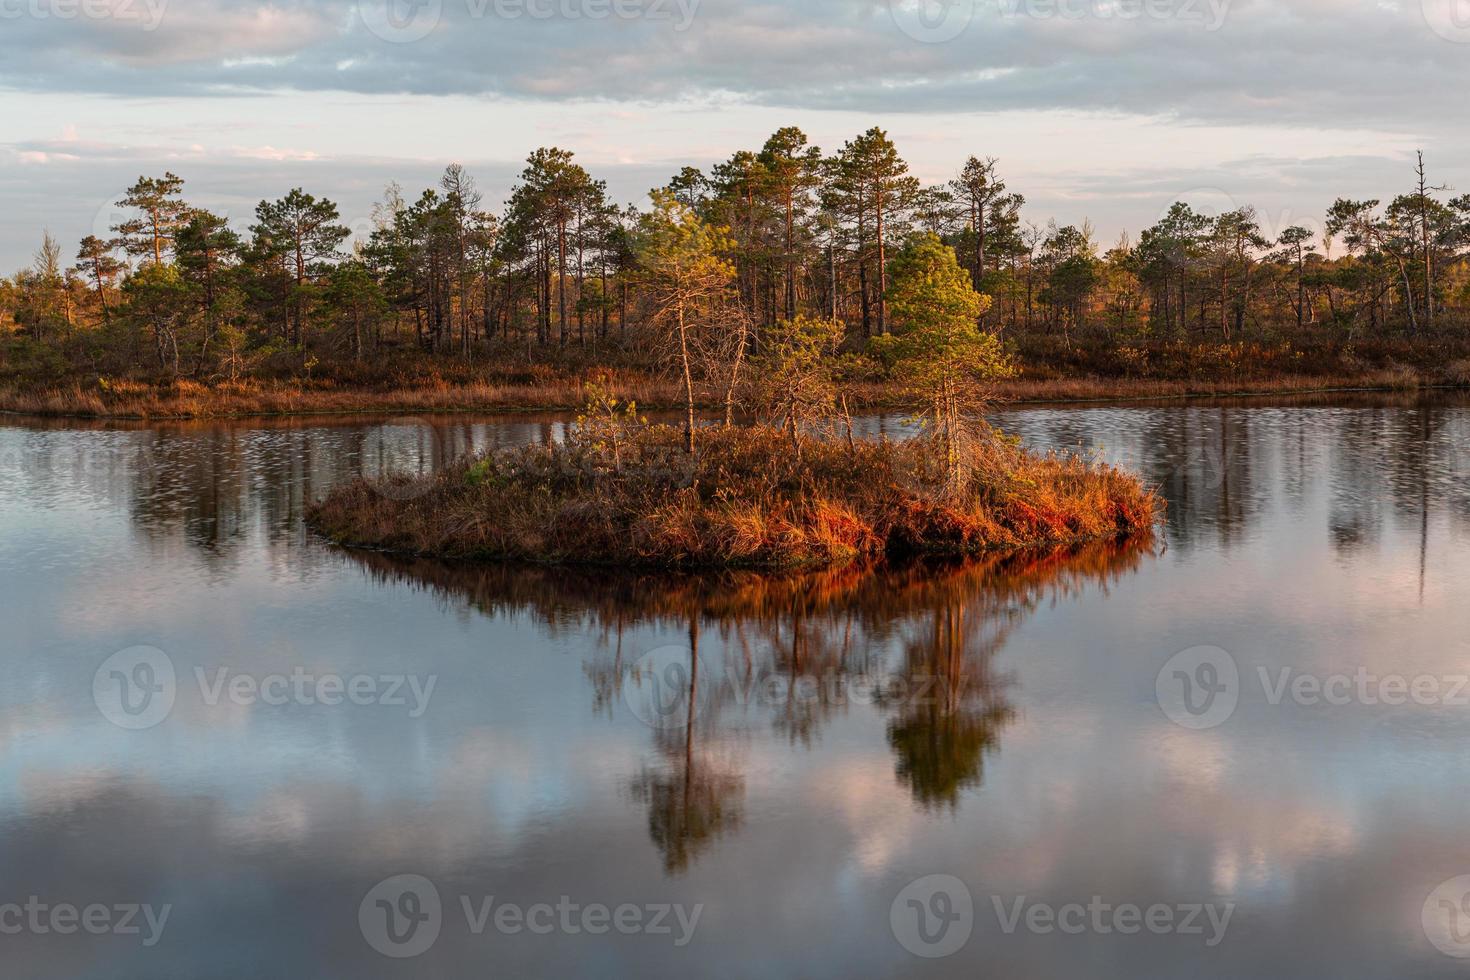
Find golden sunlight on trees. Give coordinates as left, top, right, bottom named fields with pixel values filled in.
left=752, top=314, right=845, bottom=455
left=636, top=190, right=738, bottom=453
left=876, top=233, right=1012, bottom=490
left=5, top=140, right=1470, bottom=413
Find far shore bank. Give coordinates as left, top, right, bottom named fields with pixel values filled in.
left=1, top=367, right=1460, bottom=422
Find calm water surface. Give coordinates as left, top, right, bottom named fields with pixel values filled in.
left=3, top=396, right=1470, bottom=978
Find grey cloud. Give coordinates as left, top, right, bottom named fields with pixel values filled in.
left=0, top=0, right=1465, bottom=129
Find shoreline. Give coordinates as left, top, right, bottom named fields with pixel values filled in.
left=2, top=370, right=1461, bottom=423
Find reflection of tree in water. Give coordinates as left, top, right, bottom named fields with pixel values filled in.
left=1141, top=408, right=1256, bottom=551
left=885, top=598, right=1015, bottom=810
left=117, top=423, right=363, bottom=572
left=875, top=545, right=1151, bottom=808
left=631, top=757, right=745, bottom=875
left=109, top=417, right=544, bottom=570
left=767, top=608, right=861, bottom=747
left=1004, top=395, right=1470, bottom=568
left=1328, top=405, right=1470, bottom=605
left=1329, top=411, right=1386, bottom=555
left=628, top=619, right=746, bottom=874
left=126, top=427, right=253, bottom=568
left=343, top=534, right=1155, bottom=870
left=1327, top=405, right=1470, bottom=594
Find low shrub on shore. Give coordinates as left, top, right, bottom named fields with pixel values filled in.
left=0, top=365, right=672, bottom=420
left=307, top=423, right=1159, bottom=569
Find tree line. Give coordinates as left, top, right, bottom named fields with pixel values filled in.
left=6, top=130, right=1470, bottom=386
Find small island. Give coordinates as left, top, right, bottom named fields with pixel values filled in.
left=309, top=230, right=1158, bottom=568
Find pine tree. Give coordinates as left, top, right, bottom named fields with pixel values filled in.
left=876, top=234, right=1010, bottom=489
left=113, top=173, right=189, bottom=265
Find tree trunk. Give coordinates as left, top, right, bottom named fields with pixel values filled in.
left=723, top=315, right=749, bottom=428
left=875, top=186, right=887, bottom=336
left=557, top=221, right=568, bottom=346
left=677, top=299, right=696, bottom=454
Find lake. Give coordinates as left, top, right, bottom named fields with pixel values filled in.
left=3, top=394, right=1470, bottom=978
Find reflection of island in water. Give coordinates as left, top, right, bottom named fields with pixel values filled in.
left=344, top=534, right=1155, bottom=872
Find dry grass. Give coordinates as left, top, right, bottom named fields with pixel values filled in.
left=0, top=372, right=680, bottom=420
left=307, top=424, right=1160, bottom=569
left=5, top=332, right=1469, bottom=420
left=5, top=333, right=1464, bottom=423
left=3, top=368, right=1456, bottom=421
left=985, top=369, right=1438, bottom=404
left=9, top=327, right=1470, bottom=421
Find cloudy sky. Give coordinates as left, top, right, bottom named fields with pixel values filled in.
left=2, top=0, right=1468, bottom=269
